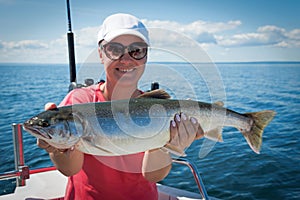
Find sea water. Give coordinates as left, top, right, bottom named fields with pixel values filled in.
left=0, top=62, right=299, bottom=199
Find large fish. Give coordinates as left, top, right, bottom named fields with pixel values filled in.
left=23, top=90, right=275, bottom=156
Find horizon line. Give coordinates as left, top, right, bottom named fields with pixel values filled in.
left=0, top=60, right=300, bottom=65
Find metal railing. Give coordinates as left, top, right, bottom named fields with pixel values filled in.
left=0, top=123, right=210, bottom=199
left=172, top=158, right=209, bottom=200
left=0, top=124, right=29, bottom=187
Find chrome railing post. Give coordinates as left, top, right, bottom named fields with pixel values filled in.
left=12, top=123, right=28, bottom=186
left=173, top=158, right=210, bottom=200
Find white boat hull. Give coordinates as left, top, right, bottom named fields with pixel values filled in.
left=0, top=169, right=219, bottom=200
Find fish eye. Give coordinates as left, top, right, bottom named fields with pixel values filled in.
left=38, top=119, right=49, bottom=127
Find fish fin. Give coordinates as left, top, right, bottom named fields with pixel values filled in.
left=137, top=89, right=171, bottom=99
left=204, top=127, right=224, bottom=142
left=213, top=101, right=224, bottom=107
left=241, top=110, right=276, bottom=154
left=162, top=143, right=187, bottom=157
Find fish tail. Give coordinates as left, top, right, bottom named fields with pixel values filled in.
left=241, top=110, right=276, bottom=154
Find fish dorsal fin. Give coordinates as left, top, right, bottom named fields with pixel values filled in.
left=213, top=101, right=224, bottom=107
left=137, top=89, right=171, bottom=99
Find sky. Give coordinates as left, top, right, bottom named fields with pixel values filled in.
left=0, top=0, right=299, bottom=63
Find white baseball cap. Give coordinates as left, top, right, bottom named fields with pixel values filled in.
left=97, top=13, right=149, bottom=45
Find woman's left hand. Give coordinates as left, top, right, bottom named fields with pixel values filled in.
left=166, top=113, right=204, bottom=155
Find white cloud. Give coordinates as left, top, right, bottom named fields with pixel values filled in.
left=2, top=40, right=48, bottom=49
left=75, top=26, right=99, bottom=47
left=288, top=29, right=300, bottom=40
left=0, top=37, right=67, bottom=63
left=217, top=32, right=268, bottom=46
left=217, top=25, right=300, bottom=48
left=143, top=20, right=300, bottom=49
left=142, top=19, right=241, bottom=45
left=0, top=41, right=4, bottom=49
left=274, top=41, right=289, bottom=48
left=143, top=19, right=241, bottom=34
left=0, top=19, right=299, bottom=63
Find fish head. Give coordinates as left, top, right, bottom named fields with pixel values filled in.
left=23, top=109, right=82, bottom=149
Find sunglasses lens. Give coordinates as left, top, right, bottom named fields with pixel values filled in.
left=128, top=42, right=148, bottom=60
left=104, top=43, right=124, bottom=60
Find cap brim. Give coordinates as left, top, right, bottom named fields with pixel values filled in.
left=104, top=29, right=149, bottom=45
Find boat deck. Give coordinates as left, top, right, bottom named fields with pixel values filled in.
left=0, top=169, right=211, bottom=200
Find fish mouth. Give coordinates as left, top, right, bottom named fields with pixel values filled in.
left=23, top=123, right=52, bottom=139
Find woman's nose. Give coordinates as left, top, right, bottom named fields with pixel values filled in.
left=119, top=51, right=134, bottom=63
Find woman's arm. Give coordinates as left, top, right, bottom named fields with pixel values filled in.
left=37, top=139, right=84, bottom=176
left=142, top=148, right=172, bottom=183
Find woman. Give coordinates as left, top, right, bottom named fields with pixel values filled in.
left=38, top=13, right=203, bottom=200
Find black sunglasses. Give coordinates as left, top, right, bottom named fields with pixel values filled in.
left=100, top=42, right=148, bottom=60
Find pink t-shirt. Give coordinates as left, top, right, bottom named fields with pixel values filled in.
left=60, top=83, right=158, bottom=200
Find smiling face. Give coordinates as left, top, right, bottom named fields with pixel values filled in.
left=99, top=35, right=147, bottom=88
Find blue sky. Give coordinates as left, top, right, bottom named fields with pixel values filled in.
left=0, top=0, right=299, bottom=63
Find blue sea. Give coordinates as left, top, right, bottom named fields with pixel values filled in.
left=0, top=62, right=299, bottom=199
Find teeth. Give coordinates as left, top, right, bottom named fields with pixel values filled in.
left=118, top=68, right=134, bottom=72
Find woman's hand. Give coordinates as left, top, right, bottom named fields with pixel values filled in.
left=167, top=113, right=204, bottom=155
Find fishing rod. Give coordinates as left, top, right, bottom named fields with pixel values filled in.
left=66, top=0, right=76, bottom=87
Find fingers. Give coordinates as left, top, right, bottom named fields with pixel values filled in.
left=181, top=113, right=197, bottom=143
left=169, top=120, right=177, bottom=141
left=168, top=113, right=204, bottom=153
left=176, top=113, right=189, bottom=146
left=169, top=113, right=203, bottom=152
left=44, top=102, right=57, bottom=111
left=37, top=139, right=73, bottom=154
left=169, top=113, right=189, bottom=144
left=190, top=117, right=204, bottom=140
left=37, top=138, right=49, bottom=149
left=37, top=139, right=57, bottom=153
